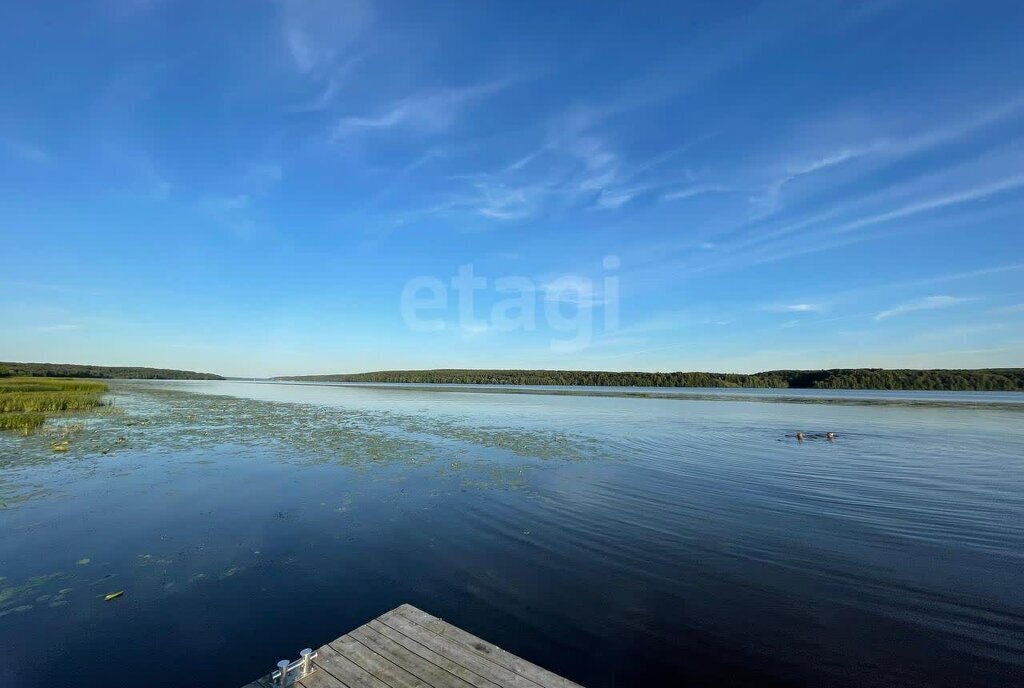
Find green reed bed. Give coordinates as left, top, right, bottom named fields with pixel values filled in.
left=0, top=378, right=108, bottom=435
left=0, top=391, right=109, bottom=413
left=0, top=412, right=47, bottom=434
left=0, top=379, right=107, bottom=393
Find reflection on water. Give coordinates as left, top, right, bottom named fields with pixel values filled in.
left=1, top=381, right=1022, bottom=687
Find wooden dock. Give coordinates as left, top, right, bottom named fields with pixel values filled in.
left=242, top=603, right=582, bottom=688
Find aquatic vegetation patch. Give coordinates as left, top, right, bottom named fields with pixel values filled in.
left=0, top=391, right=106, bottom=413
left=0, top=412, right=46, bottom=435
left=455, top=463, right=531, bottom=491
left=43, top=421, right=86, bottom=439
left=0, top=381, right=611, bottom=512
left=0, top=377, right=107, bottom=394
left=0, top=572, right=67, bottom=611
left=0, top=378, right=108, bottom=435
left=97, top=383, right=606, bottom=467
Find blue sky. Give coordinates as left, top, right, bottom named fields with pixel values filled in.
left=2, top=0, right=1023, bottom=377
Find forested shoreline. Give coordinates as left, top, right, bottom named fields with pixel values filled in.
left=5, top=362, right=1021, bottom=390
left=0, top=362, right=224, bottom=380
left=275, top=368, right=1024, bottom=391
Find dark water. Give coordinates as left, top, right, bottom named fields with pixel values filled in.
left=1, top=381, right=1022, bottom=687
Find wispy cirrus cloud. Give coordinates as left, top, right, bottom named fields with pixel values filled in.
left=396, top=86, right=710, bottom=222
left=748, top=94, right=1024, bottom=216
left=667, top=141, right=1024, bottom=276
left=875, top=295, right=971, bottom=320
left=753, top=144, right=883, bottom=213
left=557, top=120, right=710, bottom=211
left=766, top=303, right=822, bottom=313
left=281, top=0, right=373, bottom=76
left=288, top=56, right=363, bottom=112
left=662, top=184, right=730, bottom=202
left=471, top=182, right=544, bottom=220
left=398, top=102, right=689, bottom=221
left=829, top=174, right=1024, bottom=237
left=333, top=79, right=514, bottom=139
left=903, top=263, right=1024, bottom=288
left=396, top=180, right=546, bottom=224
left=278, top=0, right=372, bottom=114
left=593, top=187, right=641, bottom=210
left=501, top=3, right=859, bottom=218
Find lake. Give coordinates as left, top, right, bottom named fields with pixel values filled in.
left=1, top=381, right=1022, bottom=687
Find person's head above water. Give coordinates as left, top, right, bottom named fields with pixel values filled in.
left=826, top=431, right=836, bottom=440
left=795, top=432, right=805, bottom=441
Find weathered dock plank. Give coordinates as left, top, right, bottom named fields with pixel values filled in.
left=245, top=603, right=582, bottom=688
left=330, top=633, right=428, bottom=688
left=348, top=624, right=478, bottom=688
left=301, top=642, right=390, bottom=688
left=363, top=620, right=502, bottom=688
left=241, top=678, right=275, bottom=688
left=388, top=605, right=578, bottom=688
left=374, top=611, right=542, bottom=688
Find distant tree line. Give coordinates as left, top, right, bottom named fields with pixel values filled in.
left=276, top=368, right=1024, bottom=391
left=1, top=362, right=224, bottom=380
left=773, top=368, right=1024, bottom=391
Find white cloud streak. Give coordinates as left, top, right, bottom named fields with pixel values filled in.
left=333, top=80, right=512, bottom=138
left=662, top=185, right=729, bottom=202
left=875, top=295, right=971, bottom=320
left=282, top=0, right=373, bottom=76
left=472, top=183, right=543, bottom=220
left=767, top=303, right=822, bottom=313
left=750, top=94, right=1024, bottom=216
left=831, top=174, right=1024, bottom=236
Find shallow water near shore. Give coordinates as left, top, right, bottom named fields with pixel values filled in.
left=1, top=381, right=1022, bottom=687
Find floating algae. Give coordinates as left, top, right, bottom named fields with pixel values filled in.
left=0, top=572, right=67, bottom=610
left=137, top=553, right=173, bottom=566
left=0, top=604, right=33, bottom=617
left=218, top=566, right=243, bottom=580
left=49, top=587, right=74, bottom=607
left=44, top=422, right=85, bottom=440
left=458, top=464, right=530, bottom=491
left=0, top=381, right=611, bottom=515
left=96, top=382, right=610, bottom=465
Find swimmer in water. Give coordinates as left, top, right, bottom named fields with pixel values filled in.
left=795, top=432, right=805, bottom=441
left=826, top=432, right=836, bottom=441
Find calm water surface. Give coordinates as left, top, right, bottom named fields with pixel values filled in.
left=1, top=381, right=1022, bottom=687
